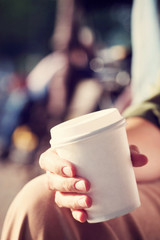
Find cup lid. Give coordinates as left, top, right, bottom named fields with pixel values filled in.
left=50, top=108, right=125, bottom=146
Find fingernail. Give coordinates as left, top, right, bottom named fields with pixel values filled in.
left=62, top=167, right=72, bottom=177
left=131, top=145, right=140, bottom=153
left=78, top=197, right=88, bottom=207
left=75, top=181, right=86, bottom=191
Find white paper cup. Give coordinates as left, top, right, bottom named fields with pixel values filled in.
left=50, top=108, right=140, bottom=223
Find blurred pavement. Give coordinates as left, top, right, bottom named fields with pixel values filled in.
left=0, top=159, right=41, bottom=237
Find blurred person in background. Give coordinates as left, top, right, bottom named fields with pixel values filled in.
left=20, top=0, right=103, bottom=162
left=44, top=0, right=102, bottom=123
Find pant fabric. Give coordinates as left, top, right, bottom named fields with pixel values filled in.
left=1, top=174, right=160, bottom=240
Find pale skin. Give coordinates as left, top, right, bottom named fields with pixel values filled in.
left=39, top=117, right=160, bottom=223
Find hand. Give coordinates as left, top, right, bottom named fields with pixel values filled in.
left=39, top=148, right=92, bottom=223
left=39, top=145, right=148, bottom=223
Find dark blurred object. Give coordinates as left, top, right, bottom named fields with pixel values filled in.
left=0, top=0, right=56, bottom=59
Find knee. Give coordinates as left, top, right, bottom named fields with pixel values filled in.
left=1, top=174, right=55, bottom=240
left=15, top=174, right=53, bottom=210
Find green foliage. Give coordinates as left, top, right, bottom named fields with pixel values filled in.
left=0, top=0, right=57, bottom=56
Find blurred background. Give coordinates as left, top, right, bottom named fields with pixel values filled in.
left=0, top=0, right=132, bottom=161
left=1, top=0, right=159, bottom=235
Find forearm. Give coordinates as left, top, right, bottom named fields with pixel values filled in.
left=126, top=117, right=160, bottom=182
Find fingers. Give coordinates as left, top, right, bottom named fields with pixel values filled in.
left=130, top=145, right=148, bottom=167
left=71, top=209, right=88, bottom=223
left=46, top=171, right=90, bottom=193
left=55, top=191, right=92, bottom=210
left=39, top=148, right=92, bottom=223
left=39, top=148, right=76, bottom=177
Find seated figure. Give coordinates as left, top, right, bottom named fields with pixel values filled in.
left=1, top=89, right=160, bottom=240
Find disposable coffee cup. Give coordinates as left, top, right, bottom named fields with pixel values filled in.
left=50, top=108, right=140, bottom=223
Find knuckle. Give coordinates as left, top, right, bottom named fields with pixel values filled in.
left=39, top=153, right=45, bottom=169
left=46, top=172, right=54, bottom=190
left=55, top=192, right=63, bottom=208
left=63, top=179, right=74, bottom=192
left=54, top=165, right=62, bottom=176
left=72, top=201, right=78, bottom=209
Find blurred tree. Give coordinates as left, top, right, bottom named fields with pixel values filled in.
left=0, top=0, right=132, bottom=71
left=0, top=0, right=57, bottom=57
left=79, top=0, right=133, bottom=12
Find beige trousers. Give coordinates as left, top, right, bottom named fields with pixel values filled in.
left=1, top=174, right=160, bottom=240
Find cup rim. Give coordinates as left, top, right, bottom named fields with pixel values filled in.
left=50, top=117, right=126, bottom=148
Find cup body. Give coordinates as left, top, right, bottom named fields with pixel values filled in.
left=50, top=108, right=140, bottom=223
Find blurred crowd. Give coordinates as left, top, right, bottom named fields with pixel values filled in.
left=0, top=0, right=159, bottom=164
